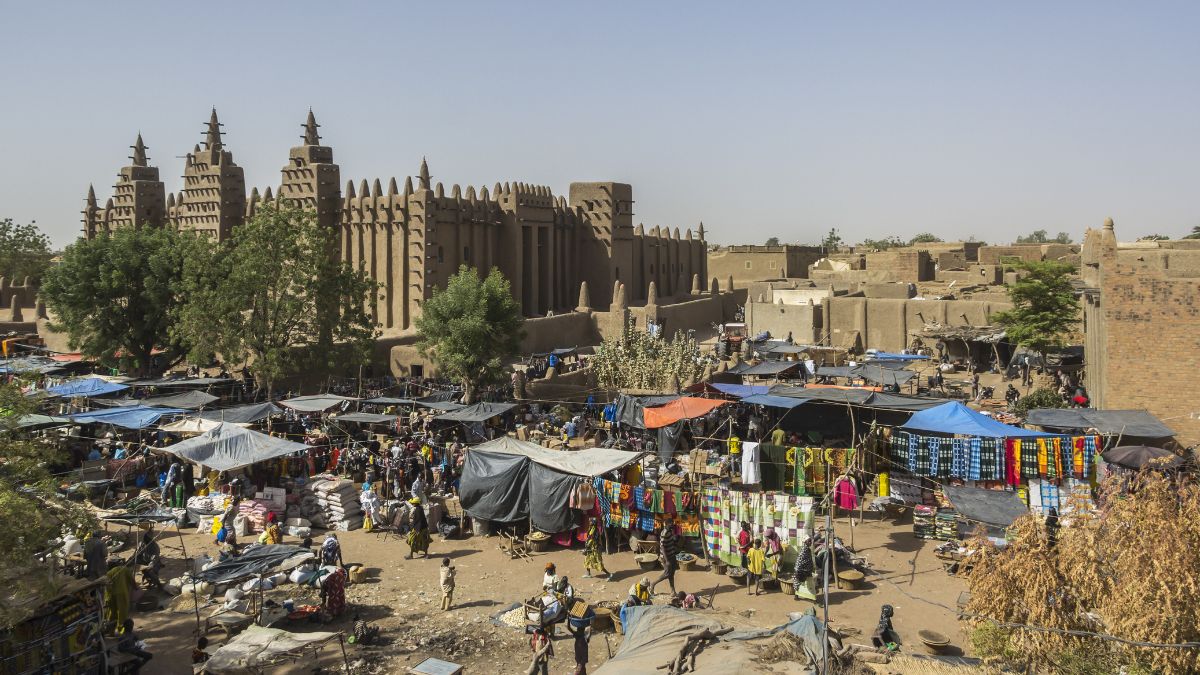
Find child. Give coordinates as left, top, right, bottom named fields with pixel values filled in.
left=566, top=620, right=590, bottom=675
left=529, top=626, right=553, bottom=675
left=439, top=557, right=456, bottom=610
left=746, top=538, right=766, bottom=595
left=192, top=637, right=209, bottom=665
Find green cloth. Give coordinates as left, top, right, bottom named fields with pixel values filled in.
left=104, top=565, right=134, bottom=628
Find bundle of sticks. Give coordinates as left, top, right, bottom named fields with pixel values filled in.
left=657, top=627, right=733, bottom=674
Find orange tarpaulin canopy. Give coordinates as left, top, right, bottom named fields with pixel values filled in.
left=643, top=397, right=729, bottom=429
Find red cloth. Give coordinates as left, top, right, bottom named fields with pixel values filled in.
left=833, top=478, right=859, bottom=510
left=737, top=530, right=751, bottom=554
left=1005, top=439, right=1019, bottom=487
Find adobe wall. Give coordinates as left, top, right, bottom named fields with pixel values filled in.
left=1091, top=257, right=1200, bottom=444
left=745, top=301, right=822, bottom=344
left=824, top=296, right=1013, bottom=352
left=520, top=311, right=599, bottom=354
left=707, top=245, right=826, bottom=284
left=936, top=264, right=1003, bottom=285
left=863, top=251, right=934, bottom=281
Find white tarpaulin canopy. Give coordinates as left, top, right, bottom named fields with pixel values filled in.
left=202, top=625, right=340, bottom=674
left=472, top=436, right=645, bottom=477
left=160, top=417, right=253, bottom=435
left=277, top=394, right=358, bottom=413
left=159, top=423, right=308, bottom=472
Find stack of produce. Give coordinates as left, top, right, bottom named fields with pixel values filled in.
left=913, top=505, right=936, bottom=539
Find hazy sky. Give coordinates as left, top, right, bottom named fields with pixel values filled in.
left=3, top=2, right=1198, bottom=247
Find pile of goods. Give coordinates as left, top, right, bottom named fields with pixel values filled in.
left=308, top=477, right=363, bottom=531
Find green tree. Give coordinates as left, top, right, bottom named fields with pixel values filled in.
left=1011, top=387, right=1064, bottom=418
left=764, top=237, right=781, bottom=247
left=0, top=218, right=53, bottom=283
left=908, top=232, right=944, bottom=245
left=1138, top=234, right=1169, bottom=241
left=1016, top=229, right=1073, bottom=244
left=860, top=236, right=903, bottom=251
left=1184, top=226, right=1200, bottom=240
left=178, top=201, right=379, bottom=397
left=415, top=265, right=524, bottom=403
left=0, top=383, right=97, bottom=626
left=820, top=228, right=842, bottom=249
left=991, top=260, right=1079, bottom=365
left=41, top=226, right=198, bottom=375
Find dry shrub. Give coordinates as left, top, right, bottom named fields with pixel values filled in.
left=752, top=630, right=809, bottom=664
left=964, top=472, right=1200, bottom=674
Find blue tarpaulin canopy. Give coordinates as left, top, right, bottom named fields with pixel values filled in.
left=868, top=352, right=929, bottom=361
left=45, top=377, right=129, bottom=398
left=711, top=383, right=770, bottom=398
left=71, top=405, right=185, bottom=429
left=902, top=401, right=1052, bottom=437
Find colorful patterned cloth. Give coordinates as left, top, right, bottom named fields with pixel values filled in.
left=702, top=489, right=813, bottom=567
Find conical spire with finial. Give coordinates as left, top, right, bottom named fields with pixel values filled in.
left=418, top=157, right=431, bottom=190
left=131, top=133, right=148, bottom=167
left=86, top=184, right=97, bottom=207
left=205, top=108, right=223, bottom=150
left=303, top=109, right=321, bottom=145
left=698, top=221, right=706, bottom=241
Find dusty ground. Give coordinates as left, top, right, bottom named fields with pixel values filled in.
left=130, top=511, right=970, bottom=674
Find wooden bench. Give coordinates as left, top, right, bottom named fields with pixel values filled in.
left=204, top=609, right=254, bottom=641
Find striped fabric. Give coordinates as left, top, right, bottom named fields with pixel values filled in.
left=951, top=438, right=968, bottom=479
left=928, top=436, right=941, bottom=477
left=968, top=437, right=983, bottom=480
left=908, top=433, right=919, bottom=474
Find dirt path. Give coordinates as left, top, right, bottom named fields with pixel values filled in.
left=134, top=514, right=968, bottom=673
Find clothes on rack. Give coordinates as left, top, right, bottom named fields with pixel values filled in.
left=741, top=441, right=761, bottom=485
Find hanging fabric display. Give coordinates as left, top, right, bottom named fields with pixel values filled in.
left=892, top=431, right=1090, bottom=480
left=701, top=488, right=814, bottom=567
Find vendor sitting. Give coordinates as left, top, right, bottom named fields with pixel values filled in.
left=626, top=577, right=652, bottom=607
left=553, top=576, right=575, bottom=600
left=258, top=512, right=283, bottom=545
left=542, top=563, right=558, bottom=592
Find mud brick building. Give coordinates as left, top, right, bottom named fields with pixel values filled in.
left=1081, top=218, right=1200, bottom=444
left=83, top=110, right=708, bottom=335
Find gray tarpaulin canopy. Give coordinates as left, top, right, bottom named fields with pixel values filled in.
left=277, top=394, right=358, bottom=412
left=460, top=437, right=646, bottom=532
left=942, top=485, right=1029, bottom=529
left=140, top=390, right=219, bottom=410
left=1025, top=409, right=1175, bottom=438
left=767, top=385, right=948, bottom=411
left=816, top=365, right=917, bottom=387
left=126, top=376, right=233, bottom=387
left=596, top=605, right=827, bottom=675
left=159, top=423, right=308, bottom=472
left=360, top=397, right=415, bottom=406
left=415, top=400, right=466, bottom=412
left=331, top=412, right=396, bottom=424
left=199, top=402, right=282, bottom=425
left=197, top=544, right=314, bottom=584
left=202, top=625, right=340, bottom=675
left=614, top=394, right=680, bottom=430
left=15, top=414, right=72, bottom=430
left=741, top=361, right=801, bottom=377
left=434, top=401, right=517, bottom=423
